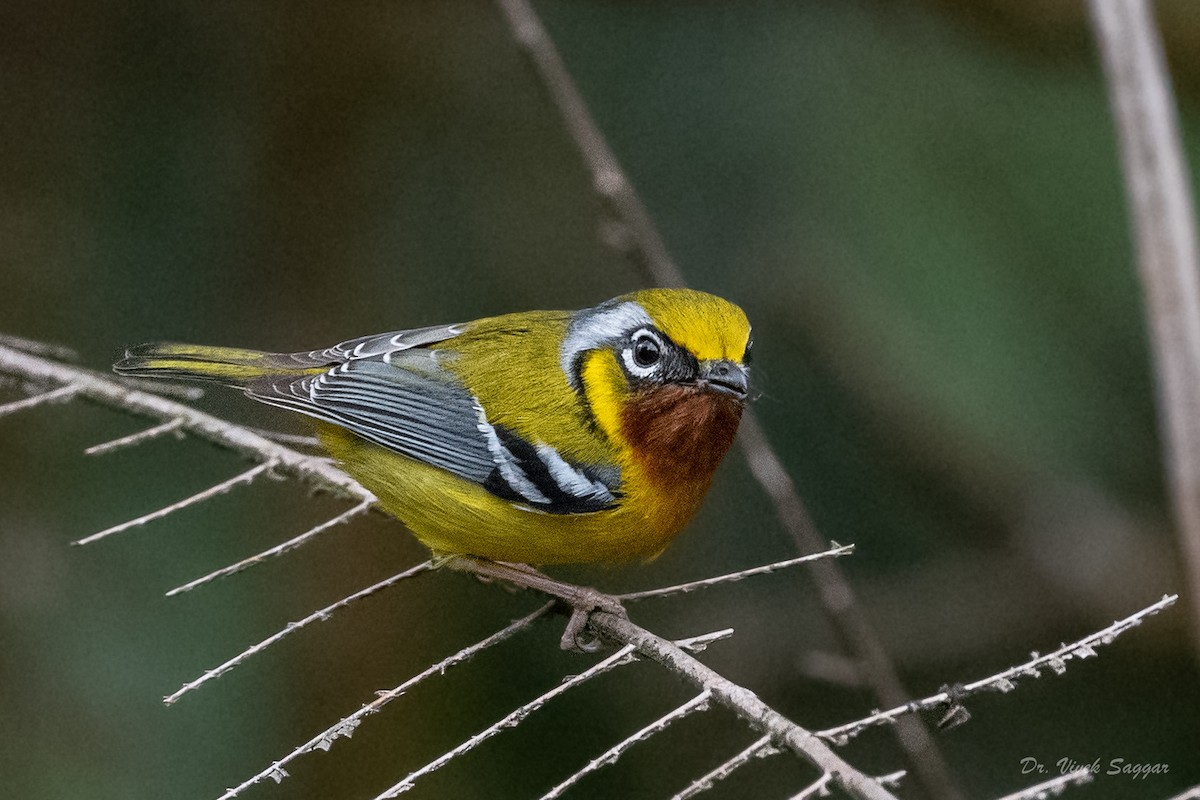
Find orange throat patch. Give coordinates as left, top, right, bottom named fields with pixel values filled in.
left=620, top=384, right=744, bottom=486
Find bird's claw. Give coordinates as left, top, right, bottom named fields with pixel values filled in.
left=559, top=588, right=627, bottom=652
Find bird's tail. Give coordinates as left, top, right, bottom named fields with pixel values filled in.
left=113, top=342, right=317, bottom=387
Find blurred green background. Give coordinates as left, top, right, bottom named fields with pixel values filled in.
left=2, top=1, right=1199, bottom=797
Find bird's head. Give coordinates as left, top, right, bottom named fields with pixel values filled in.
left=562, top=288, right=752, bottom=481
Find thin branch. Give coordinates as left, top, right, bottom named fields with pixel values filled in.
left=994, top=768, right=1093, bottom=800
left=1088, top=0, right=1200, bottom=657
left=0, top=332, right=79, bottom=361
left=73, top=460, right=277, bottom=546
left=164, top=561, right=433, bottom=706
left=113, top=376, right=206, bottom=401
left=539, top=689, right=713, bottom=800
left=371, top=644, right=641, bottom=799
left=1165, top=787, right=1200, bottom=800
left=493, top=0, right=686, bottom=287
left=216, top=602, right=555, bottom=800
left=670, top=735, right=774, bottom=800
left=594, top=612, right=899, bottom=800
left=241, top=425, right=324, bottom=450
left=0, top=384, right=78, bottom=418
left=617, top=543, right=854, bottom=602
left=85, top=417, right=186, bottom=456
left=490, top=2, right=959, bottom=795
left=792, top=771, right=907, bottom=800
left=0, top=342, right=375, bottom=504
left=165, top=499, right=373, bottom=596
left=817, top=594, right=1178, bottom=745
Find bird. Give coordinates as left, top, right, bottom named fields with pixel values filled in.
left=114, top=288, right=752, bottom=566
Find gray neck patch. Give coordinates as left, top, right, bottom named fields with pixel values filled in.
left=559, top=300, right=654, bottom=389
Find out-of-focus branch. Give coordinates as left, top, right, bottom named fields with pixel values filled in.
left=993, top=768, right=1093, bottom=800
left=1088, top=0, right=1200, bottom=653
left=816, top=594, right=1177, bottom=744
left=489, top=2, right=960, bottom=796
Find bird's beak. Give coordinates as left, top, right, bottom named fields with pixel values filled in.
left=699, top=359, right=749, bottom=400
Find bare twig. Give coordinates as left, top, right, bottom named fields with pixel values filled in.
left=670, top=735, right=775, bottom=800
left=595, top=612, right=899, bottom=800
left=489, top=2, right=959, bottom=794
left=1165, top=787, right=1200, bottom=800
left=617, top=543, right=854, bottom=602
left=994, top=768, right=1093, bottom=800
left=0, top=384, right=78, bottom=418
left=112, top=376, right=206, bottom=401
left=217, top=603, right=555, bottom=800
left=817, top=595, right=1178, bottom=744
left=0, top=332, right=79, bottom=361
left=492, top=0, right=686, bottom=287
left=372, top=643, right=641, bottom=799
left=74, top=460, right=277, bottom=546
left=1088, top=0, right=1200, bottom=654
left=792, top=770, right=907, bottom=800
left=85, top=417, right=186, bottom=456
left=165, top=499, right=373, bottom=596
left=540, top=690, right=713, bottom=799
left=164, top=561, right=433, bottom=706
left=0, top=343, right=375, bottom=504
left=241, top=425, right=324, bottom=450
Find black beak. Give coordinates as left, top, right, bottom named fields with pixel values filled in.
left=699, top=359, right=749, bottom=400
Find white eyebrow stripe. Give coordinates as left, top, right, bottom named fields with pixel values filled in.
left=559, top=301, right=653, bottom=382
left=536, top=443, right=616, bottom=503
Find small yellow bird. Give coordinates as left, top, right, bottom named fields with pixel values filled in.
left=115, top=288, right=751, bottom=565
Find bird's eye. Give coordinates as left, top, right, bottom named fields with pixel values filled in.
left=633, top=335, right=661, bottom=367
left=743, top=337, right=754, bottom=365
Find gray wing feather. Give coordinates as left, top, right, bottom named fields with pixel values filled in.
left=248, top=355, right=496, bottom=483
left=283, top=324, right=467, bottom=366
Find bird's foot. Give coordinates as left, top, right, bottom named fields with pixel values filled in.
left=444, top=556, right=627, bottom=653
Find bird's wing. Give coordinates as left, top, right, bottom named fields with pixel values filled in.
left=278, top=323, right=470, bottom=367
left=247, top=348, right=620, bottom=515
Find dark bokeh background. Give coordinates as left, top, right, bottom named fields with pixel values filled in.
left=2, top=1, right=1199, bottom=798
